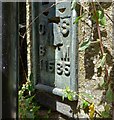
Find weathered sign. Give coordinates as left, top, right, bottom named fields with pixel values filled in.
left=32, top=1, right=78, bottom=117
left=32, top=1, right=78, bottom=96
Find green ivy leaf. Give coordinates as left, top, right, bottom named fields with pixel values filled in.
left=25, top=95, right=34, bottom=105
left=92, top=10, right=106, bottom=27
left=101, top=111, right=110, bottom=118
left=63, top=86, right=75, bottom=101
left=73, top=13, right=85, bottom=24
left=67, top=94, right=73, bottom=101
left=83, top=101, right=89, bottom=109
left=25, top=98, right=30, bottom=107
left=79, top=38, right=91, bottom=51
left=100, top=15, right=106, bottom=27
left=97, top=53, right=107, bottom=68
left=82, top=101, right=89, bottom=114
left=65, top=86, right=70, bottom=92
left=104, top=104, right=110, bottom=112
left=97, top=10, right=106, bottom=27
left=28, top=84, right=34, bottom=92
left=106, top=85, right=114, bottom=103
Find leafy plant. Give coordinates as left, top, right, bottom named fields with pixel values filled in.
left=62, top=86, right=76, bottom=101
left=92, top=10, right=106, bottom=27
left=72, top=1, right=113, bottom=119
left=18, top=75, right=40, bottom=119
left=62, top=87, right=100, bottom=119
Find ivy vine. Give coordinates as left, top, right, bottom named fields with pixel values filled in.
left=63, top=1, right=114, bottom=119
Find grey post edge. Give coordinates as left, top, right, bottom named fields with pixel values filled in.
left=0, top=2, right=2, bottom=120
left=31, top=2, right=40, bottom=86
left=70, top=7, right=78, bottom=100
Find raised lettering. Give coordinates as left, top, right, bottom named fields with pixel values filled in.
left=60, top=19, right=70, bottom=37
left=48, top=61, right=54, bottom=72
left=56, top=62, right=70, bottom=76
left=39, top=45, right=45, bottom=56
left=64, top=63, right=70, bottom=76
left=57, top=62, right=63, bottom=75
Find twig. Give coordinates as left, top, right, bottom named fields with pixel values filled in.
left=91, top=2, right=110, bottom=83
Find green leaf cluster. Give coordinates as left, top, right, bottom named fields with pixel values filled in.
left=82, top=101, right=89, bottom=114
left=106, top=85, right=114, bottom=103
left=92, top=10, right=106, bottom=27
left=63, top=86, right=76, bottom=101
left=19, top=73, right=40, bottom=119
left=101, top=104, right=111, bottom=118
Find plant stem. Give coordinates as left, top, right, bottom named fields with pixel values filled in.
left=91, top=2, right=110, bottom=83
left=76, top=93, right=102, bottom=117
left=91, top=2, right=104, bottom=54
